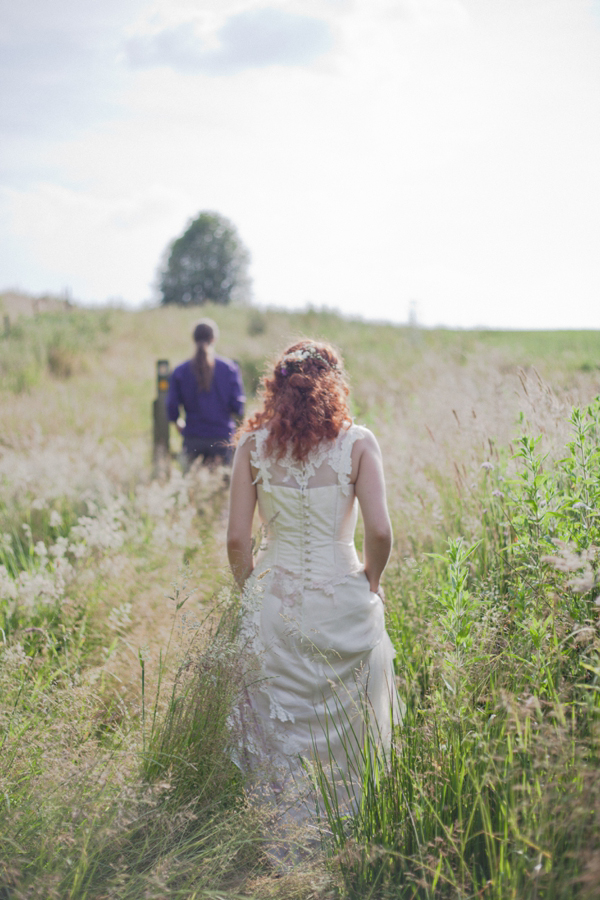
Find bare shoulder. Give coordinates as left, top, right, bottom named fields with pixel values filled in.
left=234, top=430, right=261, bottom=481
left=230, top=437, right=258, bottom=507
left=349, top=425, right=383, bottom=482
left=351, top=425, right=382, bottom=456
left=231, top=433, right=253, bottom=475
left=236, top=430, right=255, bottom=450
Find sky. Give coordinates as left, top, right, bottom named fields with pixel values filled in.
left=1, top=0, right=600, bottom=329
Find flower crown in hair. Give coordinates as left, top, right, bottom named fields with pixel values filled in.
left=279, top=345, right=339, bottom=377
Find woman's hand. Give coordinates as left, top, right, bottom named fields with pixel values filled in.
left=366, top=572, right=385, bottom=603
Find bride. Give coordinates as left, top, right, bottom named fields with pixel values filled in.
left=227, top=340, right=400, bottom=845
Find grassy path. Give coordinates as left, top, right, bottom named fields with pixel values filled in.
left=2, top=301, right=600, bottom=898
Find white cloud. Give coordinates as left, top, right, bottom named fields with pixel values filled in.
left=125, top=8, right=333, bottom=75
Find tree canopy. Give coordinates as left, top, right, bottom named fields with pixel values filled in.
left=159, top=212, right=251, bottom=306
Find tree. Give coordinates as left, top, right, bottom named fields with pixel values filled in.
left=159, top=212, right=251, bottom=306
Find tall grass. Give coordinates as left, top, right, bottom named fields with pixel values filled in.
left=2, top=301, right=600, bottom=898
left=0, top=579, right=262, bottom=899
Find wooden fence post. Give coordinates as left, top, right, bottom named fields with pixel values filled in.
left=153, top=359, right=170, bottom=473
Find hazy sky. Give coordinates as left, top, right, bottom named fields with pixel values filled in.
left=1, top=0, right=599, bottom=328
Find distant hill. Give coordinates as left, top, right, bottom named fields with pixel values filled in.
left=0, top=290, right=72, bottom=321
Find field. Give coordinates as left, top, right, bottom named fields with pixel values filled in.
left=1, top=298, right=600, bottom=899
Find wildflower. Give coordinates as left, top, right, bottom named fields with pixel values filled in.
left=50, top=536, right=69, bottom=559
left=0, top=565, right=17, bottom=600
left=22, top=523, right=32, bottom=539
left=542, top=539, right=590, bottom=573
left=70, top=541, right=87, bottom=559
left=107, top=602, right=133, bottom=632
left=480, top=461, right=494, bottom=471
left=17, top=570, right=57, bottom=609
left=572, top=626, right=595, bottom=645
left=0, top=533, right=12, bottom=553
left=49, top=510, right=62, bottom=528
left=492, top=489, right=504, bottom=498
left=138, top=644, right=152, bottom=664
left=34, top=540, right=48, bottom=559
left=1, top=642, right=30, bottom=670
left=31, top=497, right=47, bottom=511
left=568, top=570, right=595, bottom=594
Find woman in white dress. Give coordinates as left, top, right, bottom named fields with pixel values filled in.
left=227, top=340, right=400, bottom=844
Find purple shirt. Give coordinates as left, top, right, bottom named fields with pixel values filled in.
left=167, top=355, right=245, bottom=440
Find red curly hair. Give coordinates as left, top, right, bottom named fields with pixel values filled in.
left=240, top=340, right=351, bottom=461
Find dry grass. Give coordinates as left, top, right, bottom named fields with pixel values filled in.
left=1, top=300, right=600, bottom=898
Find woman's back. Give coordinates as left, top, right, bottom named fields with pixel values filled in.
left=242, top=423, right=368, bottom=583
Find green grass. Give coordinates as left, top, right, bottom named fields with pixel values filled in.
left=2, top=300, right=600, bottom=898
left=0, top=307, right=113, bottom=393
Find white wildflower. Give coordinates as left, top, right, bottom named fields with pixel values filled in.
left=0, top=533, right=13, bottom=553
left=34, top=541, right=48, bottom=559
left=542, top=539, right=588, bottom=573
left=1, top=642, right=29, bottom=670
left=99, top=555, right=129, bottom=577
left=0, top=565, right=17, bottom=601
left=480, top=461, right=494, bottom=471
left=31, top=497, right=47, bottom=511
left=571, top=626, right=595, bottom=645
left=107, top=602, right=133, bottom=632
left=568, top=570, right=595, bottom=594
left=152, top=521, right=170, bottom=546
left=52, top=558, right=73, bottom=595
left=17, top=570, right=58, bottom=609
left=49, top=510, right=62, bottom=528
left=21, top=523, right=32, bottom=539
left=170, top=507, right=196, bottom=547
left=70, top=541, right=87, bottom=559
left=138, top=644, right=152, bottom=664
left=50, top=536, right=69, bottom=559
left=70, top=501, right=126, bottom=552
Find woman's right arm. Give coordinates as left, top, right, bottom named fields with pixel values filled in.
left=353, top=431, right=393, bottom=595
left=227, top=438, right=257, bottom=588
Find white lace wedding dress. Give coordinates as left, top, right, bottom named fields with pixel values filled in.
left=232, top=423, right=401, bottom=833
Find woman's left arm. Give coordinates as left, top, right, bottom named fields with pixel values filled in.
left=227, top=438, right=257, bottom=588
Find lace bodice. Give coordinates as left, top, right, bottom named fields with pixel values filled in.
left=241, top=422, right=366, bottom=494
left=239, top=424, right=368, bottom=590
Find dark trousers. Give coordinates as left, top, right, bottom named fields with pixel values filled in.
left=182, top=436, right=233, bottom=468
